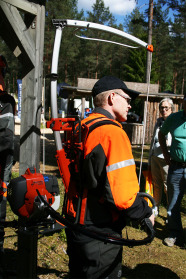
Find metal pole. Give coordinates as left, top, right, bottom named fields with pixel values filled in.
left=17, top=227, right=38, bottom=279
left=51, top=26, right=63, bottom=151
left=146, top=0, right=153, bottom=84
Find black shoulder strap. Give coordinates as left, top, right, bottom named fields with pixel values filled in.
left=85, top=117, right=120, bottom=134
left=88, top=119, right=120, bottom=134
left=72, top=117, right=121, bottom=149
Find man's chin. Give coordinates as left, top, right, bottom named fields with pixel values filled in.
left=120, top=117, right=127, bottom=122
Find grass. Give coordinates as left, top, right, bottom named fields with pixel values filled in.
left=132, top=144, right=151, bottom=163
left=2, top=145, right=186, bottom=279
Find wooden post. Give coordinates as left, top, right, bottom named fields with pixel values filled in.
left=0, top=1, right=46, bottom=174
left=20, top=3, right=45, bottom=174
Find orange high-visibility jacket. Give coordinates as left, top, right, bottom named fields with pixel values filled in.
left=76, top=107, right=151, bottom=226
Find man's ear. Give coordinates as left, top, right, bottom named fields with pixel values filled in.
left=108, top=92, right=115, bottom=106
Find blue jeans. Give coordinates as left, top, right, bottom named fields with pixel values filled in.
left=167, top=163, right=186, bottom=238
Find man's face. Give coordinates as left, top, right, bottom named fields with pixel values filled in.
left=112, top=89, right=131, bottom=122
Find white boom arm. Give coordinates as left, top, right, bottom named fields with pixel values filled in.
left=50, top=19, right=153, bottom=151
left=52, top=19, right=153, bottom=51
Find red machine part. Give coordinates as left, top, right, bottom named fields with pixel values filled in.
left=46, top=118, right=76, bottom=131
left=46, top=117, right=83, bottom=191
left=0, top=180, right=7, bottom=198
left=18, top=168, right=55, bottom=218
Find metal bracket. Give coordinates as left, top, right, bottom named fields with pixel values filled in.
left=52, top=19, right=67, bottom=28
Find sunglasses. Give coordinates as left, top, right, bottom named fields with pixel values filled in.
left=160, top=106, right=171, bottom=111
left=114, top=92, right=131, bottom=105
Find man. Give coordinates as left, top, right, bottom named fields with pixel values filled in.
left=159, top=93, right=186, bottom=247
left=0, top=55, right=15, bottom=255
left=65, top=76, right=154, bottom=279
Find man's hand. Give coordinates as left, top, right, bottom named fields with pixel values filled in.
left=149, top=214, right=155, bottom=226
left=158, top=130, right=171, bottom=165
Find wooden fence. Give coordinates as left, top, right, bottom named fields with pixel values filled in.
left=122, top=123, right=144, bottom=145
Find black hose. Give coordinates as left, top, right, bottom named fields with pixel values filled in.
left=37, top=190, right=155, bottom=247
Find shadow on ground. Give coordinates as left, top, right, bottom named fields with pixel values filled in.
left=122, top=263, right=180, bottom=279
left=1, top=249, right=180, bottom=279
left=0, top=248, right=69, bottom=279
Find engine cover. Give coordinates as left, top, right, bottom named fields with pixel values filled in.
left=8, top=167, right=60, bottom=221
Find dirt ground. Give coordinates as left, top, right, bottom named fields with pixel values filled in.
left=2, top=124, right=185, bottom=279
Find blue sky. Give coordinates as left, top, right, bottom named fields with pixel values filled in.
left=77, top=0, right=177, bottom=25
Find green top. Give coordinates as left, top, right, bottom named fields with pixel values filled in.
left=160, top=110, right=186, bottom=162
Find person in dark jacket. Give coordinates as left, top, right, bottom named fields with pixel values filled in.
left=65, top=76, right=155, bottom=279
left=0, top=55, right=15, bottom=255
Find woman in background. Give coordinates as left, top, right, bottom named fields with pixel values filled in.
left=148, top=98, right=174, bottom=216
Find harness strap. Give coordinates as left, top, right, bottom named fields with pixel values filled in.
left=88, top=119, right=120, bottom=133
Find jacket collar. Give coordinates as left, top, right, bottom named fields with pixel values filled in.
left=93, top=107, right=114, bottom=120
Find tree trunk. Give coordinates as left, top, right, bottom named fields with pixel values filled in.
left=173, top=71, right=177, bottom=94
left=146, top=0, right=153, bottom=84
left=181, top=73, right=184, bottom=95
left=110, top=57, right=112, bottom=74
left=65, top=63, right=68, bottom=83
left=95, top=41, right=99, bottom=79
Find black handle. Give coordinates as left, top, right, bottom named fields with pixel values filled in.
left=138, top=192, right=155, bottom=208
left=138, top=192, right=155, bottom=240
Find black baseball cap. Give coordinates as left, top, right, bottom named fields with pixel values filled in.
left=92, top=76, right=141, bottom=99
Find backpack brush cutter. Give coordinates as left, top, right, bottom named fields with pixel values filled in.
left=7, top=116, right=155, bottom=247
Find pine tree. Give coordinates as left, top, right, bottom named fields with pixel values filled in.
left=152, top=0, right=174, bottom=92
left=122, top=8, right=148, bottom=82
left=44, top=0, right=83, bottom=83
left=85, top=0, right=117, bottom=79
left=170, top=0, right=186, bottom=94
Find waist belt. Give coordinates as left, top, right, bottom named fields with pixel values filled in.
left=171, top=160, right=186, bottom=168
